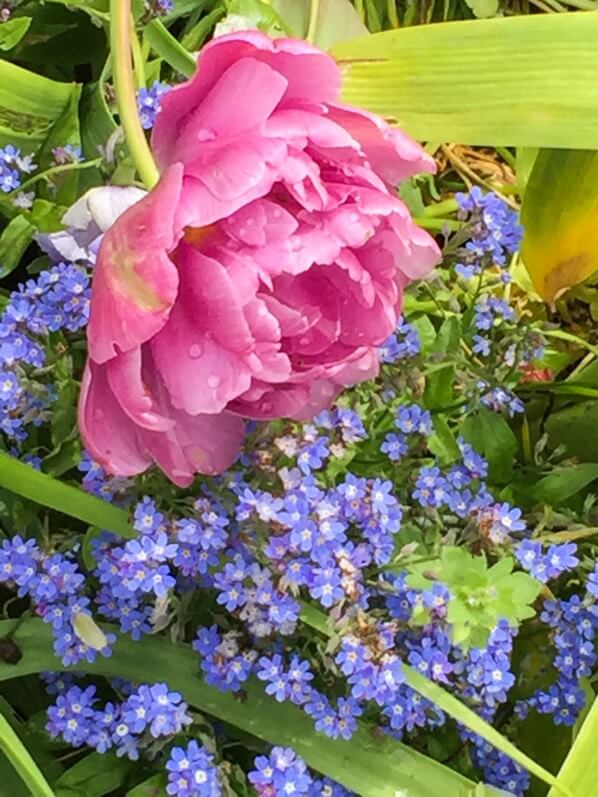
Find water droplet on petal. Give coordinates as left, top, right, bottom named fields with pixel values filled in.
left=93, top=410, right=104, bottom=422
left=261, top=401, right=273, bottom=413
left=238, top=227, right=247, bottom=238
left=246, top=218, right=255, bottom=227
left=207, top=374, right=221, bottom=389
left=197, top=128, right=216, bottom=142
left=257, top=305, right=268, bottom=317
left=189, top=343, right=203, bottom=359
left=272, top=208, right=282, bottom=219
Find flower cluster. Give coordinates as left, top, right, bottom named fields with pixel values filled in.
left=137, top=80, right=170, bottom=129
left=0, top=535, right=114, bottom=665
left=166, top=741, right=220, bottom=797
left=249, top=747, right=352, bottom=797
left=455, top=187, right=522, bottom=281
left=378, top=317, right=421, bottom=364
left=78, top=450, right=134, bottom=503
left=46, top=681, right=191, bottom=760
left=516, top=583, right=598, bottom=727
left=516, top=540, right=579, bottom=583
left=0, top=262, right=90, bottom=441
left=0, top=144, right=36, bottom=194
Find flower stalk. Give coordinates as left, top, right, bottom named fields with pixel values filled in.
left=110, top=0, right=159, bottom=189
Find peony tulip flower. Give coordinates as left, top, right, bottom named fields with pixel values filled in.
left=80, top=31, right=441, bottom=486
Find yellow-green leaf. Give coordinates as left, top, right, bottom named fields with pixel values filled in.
left=521, top=149, right=598, bottom=301
left=330, top=14, right=598, bottom=149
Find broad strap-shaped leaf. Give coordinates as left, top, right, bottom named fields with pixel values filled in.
left=0, top=60, right=80, bottom=152
left=0, top=618, right=475, bottom=797
left=548, top=695, right=598, bottom=797
left=521, top=149, right=598, bottom=301
left=330, top=14, right=598, bottom=149
left=0, top=710, right=55, bottom=797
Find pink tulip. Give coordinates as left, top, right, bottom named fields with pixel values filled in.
left=80, top=31, right=440, bottom=486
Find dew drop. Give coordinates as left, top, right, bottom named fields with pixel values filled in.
left=261, top=401, right=273, bottom=413
left=207, top=374, right=221, bottom=389
left=238, top=227, right=247, bottom=238
left=189, top=343, right=203, bottom=359
left=272, top=208, right=282, bottom=219
left=289, top=236, right=302, bottom=251
left=197, top=128, right=216, bottom=142
left=246, top=218, right=255, bottom=227
left=93, top=410, right=104, bottom=422
left=257, top=304, right=268, bottom=317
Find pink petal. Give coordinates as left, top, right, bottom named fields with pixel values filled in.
left=151, top=246, right=253, bottom=415
left=168, top=58, right=288, bottom=164
left=87, top=165, right=183, bottom=364
left=328, top=104, right=436, bottom=184
left=78, top=360, right=151, bottom=476
left=152, top=32, right=340, bottom=167
left=137, top=362, right=246, bottom=485
left=106, top=348, right=174, bottom=432
left=173, top=137, right=287, bottom=228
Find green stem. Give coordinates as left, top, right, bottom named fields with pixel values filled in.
left=543, top=328, right=598, bottom=359
left=0, top=712, right=55, bottom=797
left=423, top=198, right=459, bottom=217
left=130, top=26, right=146, bottom=89
left=306, top=0, right=320, bottom=43
left=7, top=159, right=103, bottom=196
left=110, top=0, right=159, bottom=189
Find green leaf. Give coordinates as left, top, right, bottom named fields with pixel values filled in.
left=272, top=0, right=367, bottom=47
left=145, top=19, right=196, bottom=77
left=0, top=452, right=135, bottom=539
left=0, top=60, right=80, bottom=152
left=330, top=14, right=598, bottom=149
left=0, top=17, right=31, bottom=50
left=0, top=216, right=36, bottom=278
left=461, top=407, right=518, bottom=483
left=548, top=696, right=598, bottom=797
left=0, top=618, right=476, bottom=797
left=427, top=416, right=461, bottom=465
left=54, top=753, right=133, bottom=797
left=464, top=0, right=499, bottom=17
left=546, top=400, right=598, bottom=463
left=36, top=86, right=83, bottom=206
left=521, top=149, right=598, bottom=301
left=0, top=711, right=55, bottom=797
left=125, top=774, right=166, bottom=797
left=180, top=8, right=226, bottom=52
left=225, top=0, right=287, bottom=33
left=532, top=463, right=598, bottom=504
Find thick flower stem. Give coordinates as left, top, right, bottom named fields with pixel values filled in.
left=110, top=0, right=159, bottom=189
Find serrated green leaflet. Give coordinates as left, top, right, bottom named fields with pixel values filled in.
left=330, top=14, right=598, bottom=148
left=0, top=618, right=475, bottom=797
